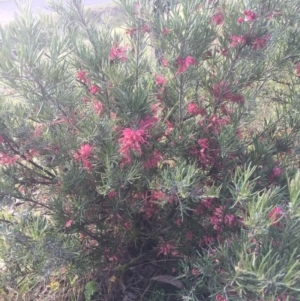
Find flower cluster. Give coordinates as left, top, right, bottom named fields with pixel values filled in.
left=77, top=70, right=90, bottom=85
left=110, top=43, right=128, bottom=61
left=211, top=8, right=224, bottom=25
left=212, top=81, right=244, bottom=104
left=187, top=102, right=206, bottom=116
left=74, top=143, right=93, bottom=171
left=268, top=206, right=284, bottom=228
left=119, top=128, right=146, bottom=164
left=176, top=56, right=197, bottom=74
left=0, top=153, right=18, bottom=165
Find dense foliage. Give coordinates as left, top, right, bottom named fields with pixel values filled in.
left=1, top=0, right=300, bottom=300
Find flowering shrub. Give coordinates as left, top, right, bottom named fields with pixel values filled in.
left=1, top=0, right=300, bottom=300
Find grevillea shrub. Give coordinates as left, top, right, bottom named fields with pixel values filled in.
left=1, top=0, right=300, bottom=300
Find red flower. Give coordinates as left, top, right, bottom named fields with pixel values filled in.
left=211, top=9, right=224, bottom=25
left=139, top=115, right=158, bottom=130
left=119, top=128, right=146, bottom=163
left=161, top=57, right=168, bottom=67
left=244, top=10, right=257, bottom=22
left=34, top=125, right=44, bottom=137
left=89, top=85, right=100, bottom=95
left=165, top=119, right=174, bottom=135
left=82, top=159, right=92, bottom=171
left=76, top=70, right=90, bottom=85
left=125, top=27, right=137, bottom=36
left=65, top=219, right=74, bottom=228
left=187, top=102, right=200, bottom=115
left=143, top=150, right=162, bottom=169
left=272, top=166, right=282, bottom=177
left=0, top=153, right=18, bottom=165
left=198, top=138, right=209, bottom=150
left=177, top=56, right=197, bottom=74
left=252, top=35, right=270, bottom=50
left=268, top=206, right=284, bottom=227
left=77, top=70, right=86, bottom=81
left=185, top=56, right=197, bottom=67
left=202, top=235, right=214, bottom=246
left=212, top=81, right=244, bottom=104
left=162, top=27, right=170, bottom=34
left=141, top=25, right=151, bottom=33
left=157, top=241, right=178, bottom=257
left=230, top=35, right=246, bottom=47
left=224, top=214, right=235, bottom=226
left=155, top=74, right=167, bottom=86
left=109, top=43, right=128, bottom=61
left=216, top=295, right=226, bottom=301
left=237, top=16, right=244, bottom=23
left=213, top=80, right=231, bottom=100
left=74, top=143, right=93, bottom=161
left=93, top=101, right=103, bottom=116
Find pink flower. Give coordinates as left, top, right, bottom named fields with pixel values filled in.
left=185, top=56, right=197, bottom=67
left=244, top=10, right=257, bottom=22
left=165, top=119, right=174, bottom=135
left=82, top=159, right=92, bottom=171
left=77, top=70, right=90, bottom=84
left=230, top=35, right=246, bottom=47
left=211, top=9, right=224, bottom=25
left=155, top=74, right=167, bottom=86
left=216, top=295, right=227, bottom=301
left=272, top=166, right=282, bottom=177
left=107, top=190, right=117, bottom=198
left=213, top=80, right=231, bottom=99
left=161, top=57, right=168, bottom=67
left=198, top=138, right=209, bottom=150
left=268, top=206, right=284, bottom=227
left=65, top=219, right=74, bottom=228
left=252, top=35, right=270, bottom=50
left=192, top=268, right=200, bottom=276
left=109, top=44, right=128, bottom=61
left=0, top=153, right=18, bottom=165
left=143, top=150, right=162, bottom=169
left=224, top=214, right=235, bottom=226
left=74, top=144, right=93, bottom=162
left=89, top=85, right=100, bottom=95
left=157, top=241, right=178, bottom=257
left=187, top=102, right=200, bottom=115
left=202, top=235, right=214, bottom=246
left=139, top=115, right=158, bottom=130
left=34, top=125, right=44, bottom=137
left=162, top=27, right=170, bottom=34
left=141, top=25, right=151, bottom=33
left=93, top=101, right=103, bottom=115
left=202, top=197, right=214, bottom=208
left=126, top=28, right=137, bottom=37
left=237, top=17, right=244, bottom=23
left=119, top=128, right=146, bottom=163
left=177, top=56, right=197, bottom=74
left=220, top=49, right=229, bottom=56
left=212, top=81, right=244, bottom=104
